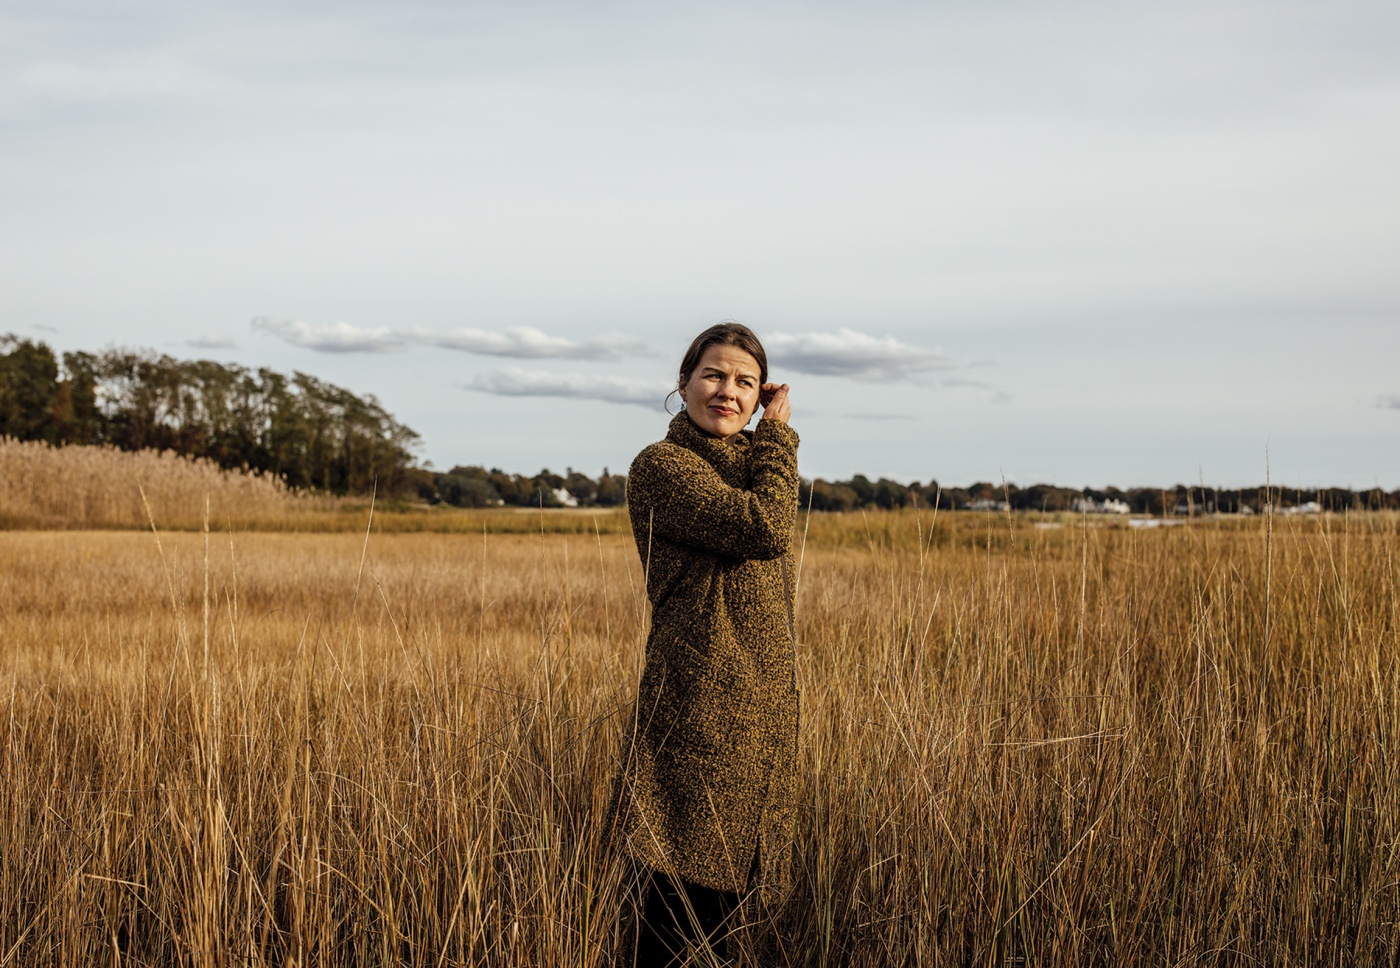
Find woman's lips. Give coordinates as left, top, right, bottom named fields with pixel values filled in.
left=710, top=405, right=737, bottom=416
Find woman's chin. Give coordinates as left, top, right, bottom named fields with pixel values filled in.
left=692, top=412, right=745, bottom=437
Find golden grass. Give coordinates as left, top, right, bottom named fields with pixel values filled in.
left=0, top=434, right=996, bottom=541
left=0, top=437, right=312, bottom=530
left=2, top=509, right=1398, bottom=964
left=0, top=437, right=635, bottom=534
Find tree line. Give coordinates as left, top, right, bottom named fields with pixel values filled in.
left=6, top=334, right=1396, bottom=511
left=801, top=476, right=1400, bottom=513
left=426, top=464, right=627, bottom=508
left=1, top=334, right=419, bottom=495
left=427, top=467, right=1400, bottom=514
left=0, top=334, right=627, bottom=507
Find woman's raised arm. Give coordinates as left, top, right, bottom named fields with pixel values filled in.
left=628, top=420, right=799, bottom=560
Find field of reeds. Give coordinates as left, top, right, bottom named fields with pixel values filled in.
left=2, top=482, right=1398, bottom=963
left=0, top=437, right=313, bottom=531
left=0, top=437, right=632, bottom=535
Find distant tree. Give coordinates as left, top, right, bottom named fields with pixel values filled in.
left=802, top=479, right=859, bottom=512
left=872, top=477, right=913, bottom=510
left=57, top=350, right=102, bottom=444
left=596, top=469, right=627, bottom=506
left=1358, top=487, right=1394, bottom=510
left=1013, top=484, right=1076, bottom=512
left=0, top=335, right=61, bottom=443
left=848, top=474, right=874, bottom=506
left=1, top=335, right=420, bottom=495
left=940, top=486, right=971, bottom=510
left=1319, top=487, right=1357, bottom=511
left=915, top=481, right=958, bottom=510
left=437, top=467, right=504, bottom=507
left=564, top=469, right=597, bottom=505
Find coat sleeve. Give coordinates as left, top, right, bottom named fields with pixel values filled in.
left=629, top=420, right=800, bottom=560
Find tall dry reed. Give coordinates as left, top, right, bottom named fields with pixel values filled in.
left=1, top=509, right=1397, bottom=964
left=0, top=436, right=634, bottom=535
left=0, top=437, right=308, bottom=530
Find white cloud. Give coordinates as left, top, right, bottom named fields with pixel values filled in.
left=464, top=367, right=667, bottom=407
left=252, top=316, right=405, bottom=353
left=186, top=334, right=237, bottom=349
left=766, top=329, right=953, bottom=382
left=405, top=326, right=647, bottom=361
left=251, top=318, right=649, bottom=359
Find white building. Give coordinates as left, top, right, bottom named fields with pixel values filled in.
left=967, top=498, right=1010, bottom=512
left=1072, top=498, right=1130, bottom=515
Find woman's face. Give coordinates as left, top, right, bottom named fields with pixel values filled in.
left=680, top=343, right=762, bottom=438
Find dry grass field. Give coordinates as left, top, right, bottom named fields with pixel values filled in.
left=0, top=437, right=631, bottom=535
left=0, top=438, right=309, bottom=531
left=2, top=496, right=1398, bottom=964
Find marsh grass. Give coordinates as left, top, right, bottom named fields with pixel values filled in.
left=1, top=501, right=1398, bottom=964
left=0, top=436, right=634, bottom=535
left=0, top=437, right=314, bottom=531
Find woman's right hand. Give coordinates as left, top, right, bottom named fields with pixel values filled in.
left=759, top=383, right=790, bottom=424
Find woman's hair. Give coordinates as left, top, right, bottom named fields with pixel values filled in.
left=666, top=322, right=769, bottom=413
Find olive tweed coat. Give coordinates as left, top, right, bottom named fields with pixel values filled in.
left=610, top=410, right=801, bottom=902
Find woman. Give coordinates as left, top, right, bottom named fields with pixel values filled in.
left=610, top=322, right=800, bottom=964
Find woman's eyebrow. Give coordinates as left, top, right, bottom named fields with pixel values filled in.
left=700, top=365, right=758, bottom=380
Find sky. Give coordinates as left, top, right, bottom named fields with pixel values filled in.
left=3, top=0, right=1398, bottom=488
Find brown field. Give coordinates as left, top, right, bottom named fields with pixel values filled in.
left=2, top=494, right=1398, bottom=964
left=0, top=437, right=314, bottom=532
left=0, top=437, right=634, bottom=535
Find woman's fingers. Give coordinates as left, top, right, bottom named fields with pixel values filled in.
left=761, top=383, right=791, bottom=423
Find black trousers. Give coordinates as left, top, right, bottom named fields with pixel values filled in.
left=631, top=869, right=740, bottom=966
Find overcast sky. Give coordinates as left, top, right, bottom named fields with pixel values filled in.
left=4, top=0, right=1397, bottom=488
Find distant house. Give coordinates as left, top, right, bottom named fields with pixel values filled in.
left=553, top=487, right=579, bottom=508
left=1282, top=500, right=1322, bottom=515
left=1072, top=498, right=1130, bottom=515
left=967, top=498, right=1010, bottom=512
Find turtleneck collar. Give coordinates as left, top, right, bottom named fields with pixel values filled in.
left=665, top=410, right=753, bottom=484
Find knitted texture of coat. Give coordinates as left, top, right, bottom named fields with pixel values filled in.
left=610, top=410, right=801, bottom=902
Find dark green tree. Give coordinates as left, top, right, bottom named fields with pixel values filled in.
left=0, top=336, right=61, bottom=443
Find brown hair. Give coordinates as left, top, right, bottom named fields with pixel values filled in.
left=667, top=322, right=769, bottom=413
